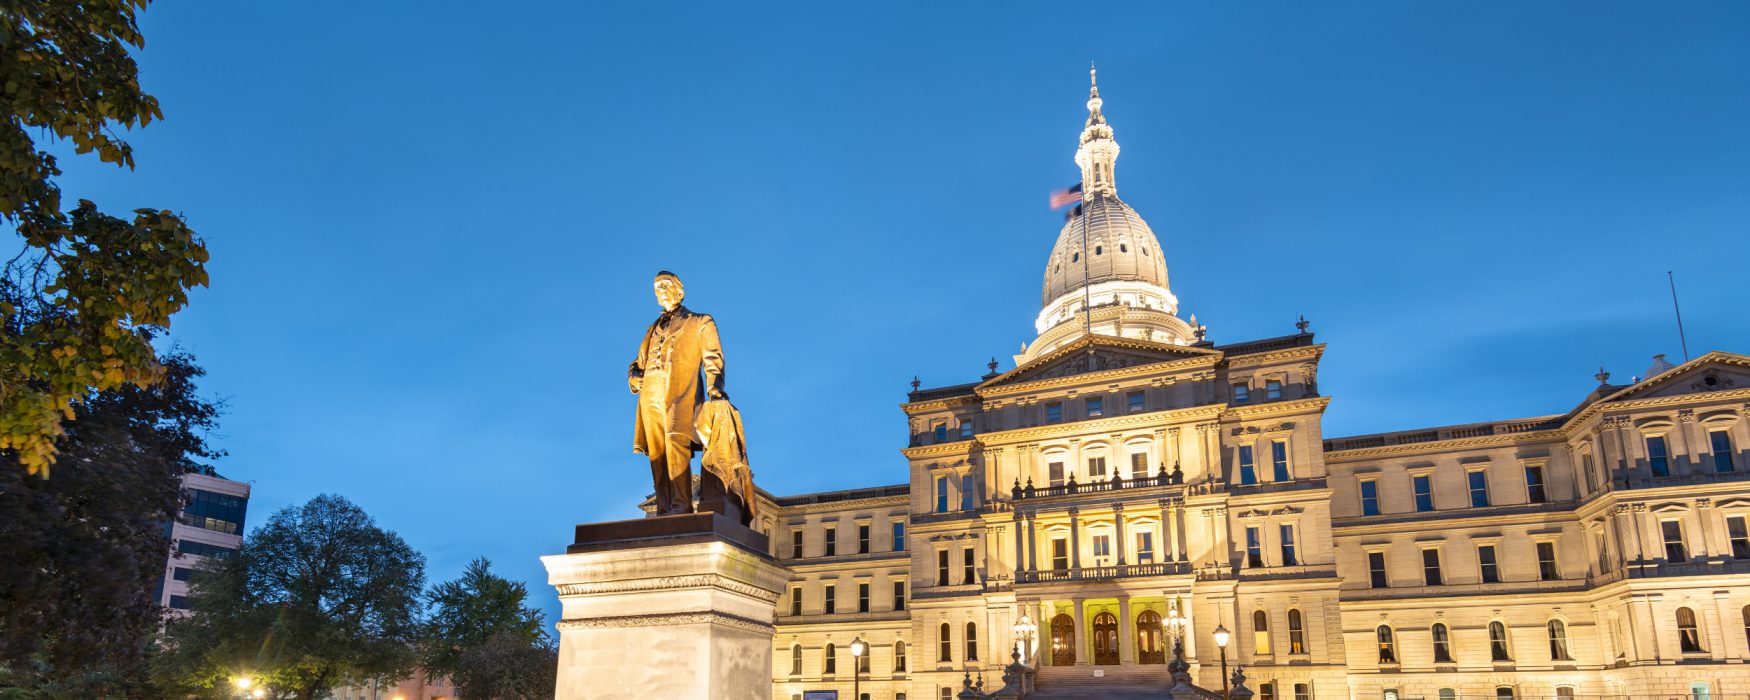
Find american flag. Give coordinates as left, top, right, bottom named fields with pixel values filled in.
left=1048, top=182, right=1083, bottom=209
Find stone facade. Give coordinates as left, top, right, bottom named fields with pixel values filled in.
left=756, top=72, right=1750, bottom=700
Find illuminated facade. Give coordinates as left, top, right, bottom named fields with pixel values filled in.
left=761, top=72, right=1750, bottom=700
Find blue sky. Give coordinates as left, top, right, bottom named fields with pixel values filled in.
left=46, top=1, right=1750, bottom=623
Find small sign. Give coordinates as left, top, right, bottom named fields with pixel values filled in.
left=1093, top=669, right=1105, bottom=678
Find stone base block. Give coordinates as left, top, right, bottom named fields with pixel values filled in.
left=543, top=513, right=789, bottom=700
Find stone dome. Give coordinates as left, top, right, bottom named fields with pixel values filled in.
left=1041, top=192, right=1170, bottom=306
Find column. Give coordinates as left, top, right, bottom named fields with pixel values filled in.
left=1159, top=499, right=1176, bottom=562
left=1115, top=504, right=1128, bottom=566
left=1118, top=596, right=1135, bottom=665
left=1174, top=501, right=1189, bottom=564
left=1014, top=511, right=1028, bottom=575
left=1069, top=508, right=1083, bottom=571
left=1072, top=598, right=1089, bottom=665
left=1027, top=512, right=1040, bottom=573
left=1167, top=427, right=1181, bottom=477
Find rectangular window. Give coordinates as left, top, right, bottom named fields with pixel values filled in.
left=1239, top=446, right=1257, bottom=486
left=1271, top=440, right=1290, bottom=481
left=1582, top=453, right=1598, bottom=493
left=1051, top=538, right=1069, bottom=571
left=1048, top=461, right=1065, bottom=486
left=858, top=525, right=870, bottom=554
left=1234, top=383, right=1250, bottom=402
left=1136, top=531, right=1155, bottom=564
left=1422, top=548, right=1443, bottom=586
left=1086, top=397, right=1104, bottom=418
left=791, top=530, right=803, bottom=559
left=1279, top=524, right=1298, bottom=566
left=1468, top=470, right=1491, bottom=508
left=825, top=529, right=837, bottom=557
left=1046, top=402, right=1063, bottom=423
left=1087, top=456, right=1107, bottom=480
left=1295, top=684, right=1311, bottom=700
left=1246, top=527, right=1264, bottom=568
left=962, top=547, right=976, bottom=584
left=1266, top=379, right=1283, bottom=399
left=1478, top=544, right=1500, bottom=583
left=1260, top=682, right=1277, bottom=700
left=961, top=474, right=976, bottom=510
left=790, top=588, right=802, bottom=616
left=1537, top=541, right=1559, bottom=580
left=1128, top=391, right=1146, bottom=413
left=1662, top=520, right=1688, bottom=563
left=1711, top=429, right=1736, bottom=472
left=1525, top=465, right=1547, bottom=504
left=1367, top=551, right=1388, bottom=588
left=172, top=566, right=193, bottom=582
left=1647, top=435, right=1670, bottom=477
left=167, top=595, right=190, bottom=610
left=893, top=581, right=906, bottom=611
left=893, top=521, right=906, bottom=551
left=858, top=583, right=870, bottom=613
left=824, top=584, right=835, bottom=615
left=1413, top=474, right=1434, bottom=512
left=933, top=422, right=947, bottom=442
left=1360, top=479, right=1380, bottom=516
left=1728, top=516, right=1750, bottom=560
left=959, top=421, right=973, bottom=439
left=937, top=549, right=949, bottom=584
left=1130, top=452, right=1148, bottom=479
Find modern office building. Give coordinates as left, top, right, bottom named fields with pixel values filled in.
left=754, top=71, right=1750, bottom=700
left=158, top=471, right=250, bottom=613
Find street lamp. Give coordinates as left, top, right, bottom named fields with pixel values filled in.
left=849, top=635, right=867, bottom=700
left=1212, top=624, right=1231, bottom=700
left=1011, top=613, right=1037, bottom=666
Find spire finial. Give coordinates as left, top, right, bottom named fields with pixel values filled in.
left=1596, top=366, right=1611, bottom=384
left=1086, top=63, right=1104, bottom=120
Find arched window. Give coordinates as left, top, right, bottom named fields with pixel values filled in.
left=1489, top=621, right=1511, bottom=661
left=939, top=622, right=953, bottom=662
left=1094, top=246, right=1103, bottom=255
left=1287, top=609, right=1305, bottom=654
left=966, top=622, right=979, bottom=661
left=894, top=641, right=907, bottom=672
left=1120, top=244, right=1128, bottom=253
left=790, top=644, right=802, bottom=675
left=1495, top=688, right=1515, bottom=700
left=1432, top=622, right=1453, bottom=663
left=825, top=642, right=837, bottom=674
left=1072, top=252, right=1080, bottom=263
left=1548, top=619, right=1572, bottom=660
left=1678, top=607, right=1704, bottom=653
left=1438, top=690, right=1456, bottom=700
left=1376, top=625, right=1396, bottom=663
left=1253, top=610, right=1271, bottom=655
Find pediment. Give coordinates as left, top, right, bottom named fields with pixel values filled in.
left=981, top=336, right=1216, bottom=390
left=1605, top=353, right=1750, bottom=402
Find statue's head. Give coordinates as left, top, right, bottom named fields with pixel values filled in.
left=653, top=271, right=684, bottom=311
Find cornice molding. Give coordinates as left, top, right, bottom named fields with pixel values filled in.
left=1224, top=397, right=1332, bottom=420
left=556, top=610, right=774, bottom=635
left=1225, top=344, right=1325, bottom=368
left=555, top=574, right=782, bottom=604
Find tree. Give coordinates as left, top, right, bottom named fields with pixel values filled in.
left=453, top=633, right=556, bottom=700
left=0, top=340, right=221, bottom=697
left=155, top=495, right=427, bottom=700
left=423, top=558, right=552, bottom=699
left=2, top=0, right=211, bottom=476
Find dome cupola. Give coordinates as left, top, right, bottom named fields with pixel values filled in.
left=1020, top=67, right=1195, bottom=363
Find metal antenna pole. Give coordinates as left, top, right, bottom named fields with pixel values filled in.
left=1668, top=271, right=1690, bottom=361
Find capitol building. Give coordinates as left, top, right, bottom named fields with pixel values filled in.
left=745, top=73, right=1750, bottom=700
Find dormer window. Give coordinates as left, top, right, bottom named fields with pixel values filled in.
left=1233, top=383, right=1250, bottom=402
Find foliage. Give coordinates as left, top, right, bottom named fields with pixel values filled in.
left=452, top=633, right=556, bottom=700
left=155, top=495, right=427, bottom=700
left=422, top=557, right=549, bottom=690
left=1, top=0, right=210, bottom=476
left=0, top=336, right=220, bottom=697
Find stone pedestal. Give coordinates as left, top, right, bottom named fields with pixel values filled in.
left=542, top=513, right=788, bottom=700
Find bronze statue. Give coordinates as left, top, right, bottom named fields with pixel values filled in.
left=629, top=271, right=753, bottom=524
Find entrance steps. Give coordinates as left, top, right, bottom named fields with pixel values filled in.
left=1029, top=665, right=1177, bottom=699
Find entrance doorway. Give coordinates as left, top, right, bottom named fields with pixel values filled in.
left=1050, top=613, right=1076, bottom=666
left=1092, top=612, right=1120, bottom=665
left=1137, top=610, right=1165, bottom=664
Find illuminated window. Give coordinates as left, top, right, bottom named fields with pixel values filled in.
left=894, top=641, right=907, bottom=672
left=1130, top=452, right=1148, bottom=479
left=1136, top=531, right=1155, bottom=564
left=1287, top=609, right=1305, bottom=654
left=790, top=644, right=802, bottom=675
left=939, top=623, right=953, bottom=662
left=1048, top=461, right=1065, bottom=486
left=1376, top=625, right=1396, bottom=663
left=1087, top=456, right=1107, bottom=479
left=1253, top=610, right=1271, bottom=654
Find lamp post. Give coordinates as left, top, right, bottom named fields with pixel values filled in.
left=1011, top=613, right=1037, bottom=666
left=1213, top=624, right=1231, bottom=700
left=231, top=676, right=254, bottom=700
left=850, top=635, right=866, bottom=700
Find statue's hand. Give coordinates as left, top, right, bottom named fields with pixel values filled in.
left=708, top=385, right=727, bottom=401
